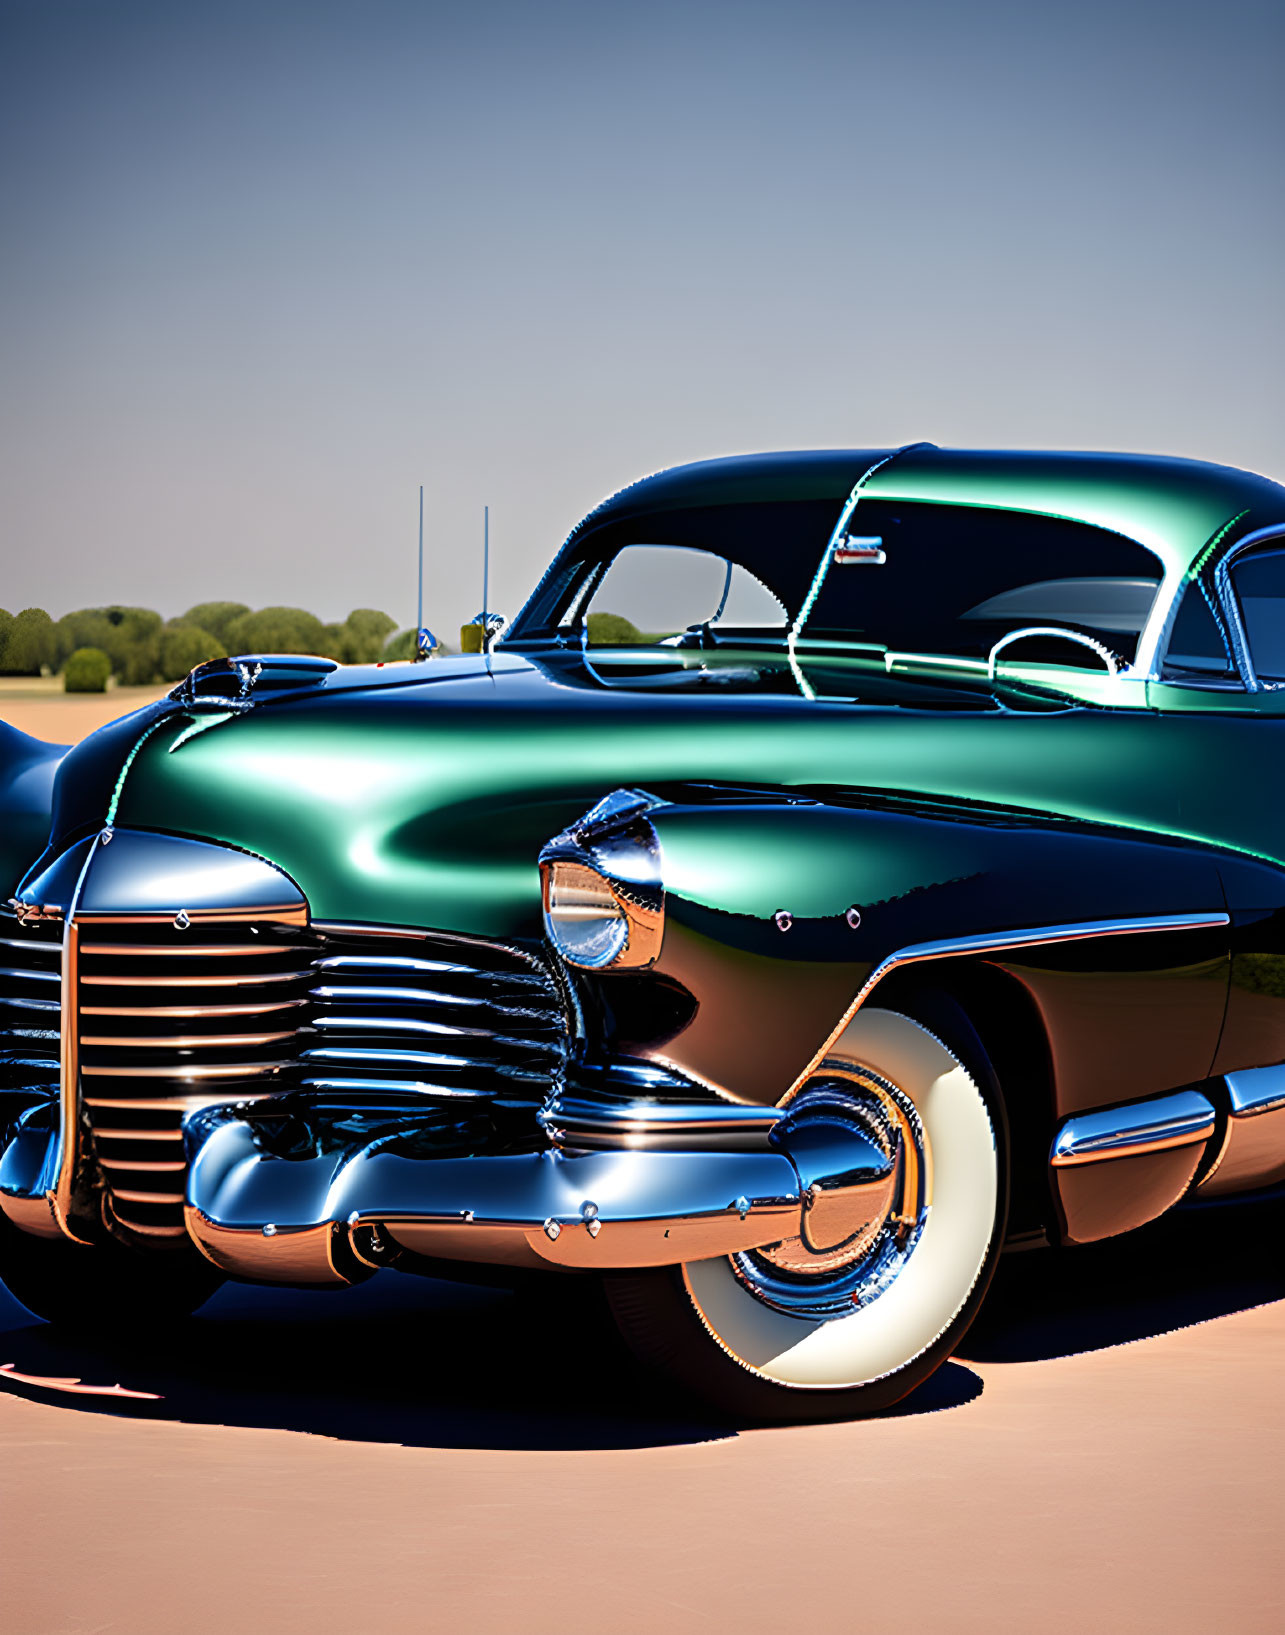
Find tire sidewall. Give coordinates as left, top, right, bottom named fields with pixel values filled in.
left=607, top=997, right=1010, bottom=1422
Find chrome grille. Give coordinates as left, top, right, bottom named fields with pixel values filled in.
left=1, top=912, right=566, bottom=1243
left=78, top=921, right=314, bottom=1237
left=0, top=908, right=62, bottom=1083
left=302, top=929, right=565, bottom=1101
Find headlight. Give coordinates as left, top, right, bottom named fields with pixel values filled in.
left=540, top=789, right=664, bottom=971
left=544, top=860, right=629, bottom=967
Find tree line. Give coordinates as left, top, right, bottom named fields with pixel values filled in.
left=0, top=603, right=428, bottom=690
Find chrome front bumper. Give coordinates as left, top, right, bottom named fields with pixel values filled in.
left=186, top=1124, right=795, bottom=1284
left=181, top=1090, right=898, bottom=1285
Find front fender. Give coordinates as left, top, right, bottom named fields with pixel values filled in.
left=583, top=796, right=1230, bottom=1112
left=0, top=721, right=65, bottom=896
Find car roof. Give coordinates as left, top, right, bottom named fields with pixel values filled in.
left=574, top=446, right=1285, bottom=578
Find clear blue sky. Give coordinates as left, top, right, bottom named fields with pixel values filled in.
left=1, top=0, right=1281, bottom=638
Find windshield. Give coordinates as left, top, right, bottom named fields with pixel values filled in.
left=507, top=497, right=1164, bottom=668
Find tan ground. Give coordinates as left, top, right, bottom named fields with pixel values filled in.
left=0, top=679, right=171, bottom=745
left=0, top=1181, right=1280, bottom=1633
left=0, top=692, right=1281, bottom=1633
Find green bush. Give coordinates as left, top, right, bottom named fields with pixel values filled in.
left=382, top=628, right=417, bottom=661
left=3, top=608, right=56, bottom=674
left=55, top=607, right=162, bottom=684
left=0, top=609, right=13, bottom=668
left=54, top=609, right=114, bottom=669
left=224, top=606, right=329, bottom=656
left=64, top=647, right=112, bottom=693
left=159, top=624, right=226, bottom=682
left=337, top=608, right=398, bottom=664
left=586, top=611, right=646, bottom=646
left=181, top=602, right=251, bottom=646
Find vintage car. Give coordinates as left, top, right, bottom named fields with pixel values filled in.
left=3, top=444, right=1285, bottom=1421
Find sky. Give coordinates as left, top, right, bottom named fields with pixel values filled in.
left=1, top=0, right=1281, bottom=641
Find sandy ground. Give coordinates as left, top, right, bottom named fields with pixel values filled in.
left=0, top=691, right=1281, bottom=1633
left=0, top=1198, right=1281, bottom=1634
left=0, top=682, right=170, bottom=745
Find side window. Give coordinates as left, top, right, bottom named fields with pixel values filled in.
left=1231, top=549, right=1285, bottom=682
left=1162, top=583, right=1235, bottom=681
left=580, top=544, right=786, bottom=645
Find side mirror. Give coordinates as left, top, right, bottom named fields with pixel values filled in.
left=414, top=627, right=438, bottom=662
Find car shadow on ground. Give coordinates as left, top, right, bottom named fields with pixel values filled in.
left=960, top=1191, right=1285, bottom=1363
left=0, top=1194, right=1279, bottom=1451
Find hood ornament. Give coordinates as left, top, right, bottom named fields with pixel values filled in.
left=170, top=653, right=337, bottom=712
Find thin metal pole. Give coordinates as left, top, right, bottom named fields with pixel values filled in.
left=482, top=505, right=489, bottom=624
left=416, top=485, right=424, bottom=634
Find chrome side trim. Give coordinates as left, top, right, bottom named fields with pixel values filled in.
left=1224, top=1063, right=1285, bottom=1118
left=1212, top=524, right=1285, bottom=693
left=1050, top=1089, right=1216, bottom=1167
left=788, top=911, right=1230, bottom=1098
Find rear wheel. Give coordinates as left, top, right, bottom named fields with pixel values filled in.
left=606, top=1005, right=1006, bottom=1422
left=0, top=1211, right=223, bottom=1330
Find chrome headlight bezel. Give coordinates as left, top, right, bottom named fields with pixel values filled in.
left=539, top=789, right=664, bottom=971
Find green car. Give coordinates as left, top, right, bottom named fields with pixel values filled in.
left=3, top=443, right=1285, bottom=1421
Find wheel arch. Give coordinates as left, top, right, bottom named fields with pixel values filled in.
left=870, top=962, right=1054, bottom=1241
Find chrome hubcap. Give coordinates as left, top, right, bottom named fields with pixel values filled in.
left=731, top=1070, right=929, bottom=1319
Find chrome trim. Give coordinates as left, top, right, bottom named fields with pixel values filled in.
left=298, top=1046, right=472, bottom=1070
left=1213, top=524, right=1285, bottom=693
left=299, top=1076, right=492, bottom=1098
left=50, top=845, right=97, bottom=1243
left=312, top=921, right=433, bottom=940
left=82, top=968, right=307, bottom=987
left=315, top=955, right=477, bottom=976
left=312, top=1014, right=487, bottom=1039
left=77, top=908, right=306, bottom=926
left=109, top=1217, right=188, bottom=1239
left=78, top=941, right=312, bottom=957
left=82, top=1061, right=289, bottom=1079
left=79, top=998, right=307, bottom=1018
left=78, top=1028, right=298, bottom=1049
left=85, top=1092, right=276, bottom=1111
left=987, top=626, right=1120, bottom=679
left=92, top=1128, right=185, bottom=1142
left=17, top=828, right=307, bottom=923
left=0, top=936, right=62, bottom=955
left=1223, top=1063, right=1285, bottom=1118
left=787, top=442, right=933, bottom=697
left=0, top=966, right=60, bottom=984
left=789, top=910, right=1230, bottom=1098
left=542, top=1094, right=782, bottom=1151
left=540, top=791, right=665, bottom=971
left=732, top=1074, right=923, bottom=1317
left=99, top=1158, right=185, bottom=1171
left=1050, top=1089, right=1216, bottom=1167
left=310, top=984, right=485, bottom=1008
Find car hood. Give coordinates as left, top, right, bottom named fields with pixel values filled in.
left=33, top=649, right=1188, bottom=937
